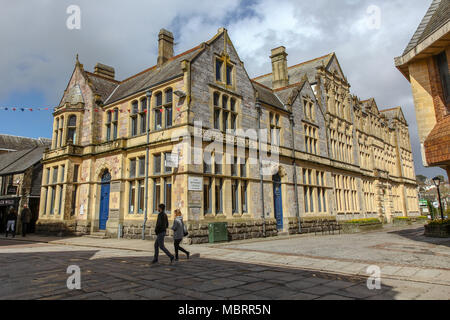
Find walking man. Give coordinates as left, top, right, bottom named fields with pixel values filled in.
left=5, top=207, right=17, bottom=238
left=152, top=204, right=174, bottom=264
left=20, top=204, right=31, bottom=237
left=172, top=209, right=190, bottom=261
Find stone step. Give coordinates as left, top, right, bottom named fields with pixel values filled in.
left=83, top=231, right=108, bottom=239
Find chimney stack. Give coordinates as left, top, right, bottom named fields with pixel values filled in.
left=158, top=29, right=174, bottom=66
left=271, top=46, right=289, bottom=89
left=94, top=63, right=115, bottom=80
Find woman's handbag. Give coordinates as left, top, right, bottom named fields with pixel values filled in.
left=183, top=221, right=189, bottom=237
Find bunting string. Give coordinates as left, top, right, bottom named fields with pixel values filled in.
left=0, top=106, right=182, bottom=113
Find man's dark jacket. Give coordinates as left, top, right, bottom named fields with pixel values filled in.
left=21, top=208, right=31, bottom=223
left=155, top=211, right=169, bottom=235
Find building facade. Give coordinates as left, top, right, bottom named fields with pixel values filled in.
left=395, top=0, right=450, bottom=179
left=37, top=28, right=419, bottom=242
left=0, top=145, right=49, bottom=234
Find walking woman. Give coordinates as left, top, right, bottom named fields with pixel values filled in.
left=5, top=206, right=17, bottom=238
left=172, top=209, right=190, bottom=261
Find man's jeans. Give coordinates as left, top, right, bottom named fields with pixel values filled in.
left=153, top=232, right=174, bottom=261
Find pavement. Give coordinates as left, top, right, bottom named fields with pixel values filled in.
left=0, top=224, right=449, bottom=300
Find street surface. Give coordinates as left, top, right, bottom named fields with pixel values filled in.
left=0, top=225, right=448, bottom=300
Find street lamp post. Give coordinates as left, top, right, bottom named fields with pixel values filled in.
left=432, top=176, right=444, bottom=221
left=256, top=101, right=266, bottom=237
left=142, top=90, right=152, bottom=240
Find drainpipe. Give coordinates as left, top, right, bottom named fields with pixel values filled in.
left=289, top=113, right=302, bottom=234
left=142, top=90, right=152, bottom=240
left=256, top=101, right=266, bottom=237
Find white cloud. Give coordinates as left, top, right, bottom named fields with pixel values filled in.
left=0, top=0, right=445, bottom=176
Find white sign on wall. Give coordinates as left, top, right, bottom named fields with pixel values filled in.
left=188, top=177, right=203, bottom=191
left=165, top=153, right=179, bottom=168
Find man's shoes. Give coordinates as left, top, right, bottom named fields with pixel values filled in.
left=175, top=257, right=179, bottom=261
left=187, top=252, right=190, bottom=260
left=151, top=260, right=158, bottom=264
left=170, top=256, right=174, bottom=264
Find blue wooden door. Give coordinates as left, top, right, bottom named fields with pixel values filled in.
left=99, top=171, right=111, bottom=230
left=273, top=174, right=283, bottom=230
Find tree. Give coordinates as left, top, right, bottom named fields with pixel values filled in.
left=416, top=174, right=427, bottom=184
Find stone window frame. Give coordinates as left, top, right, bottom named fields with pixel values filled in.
left=211, top=90, right=239, bottom=133
left=53, top=115, right=65, bottom=149
left=105, top=108, right=119, bottom=142
left=153, top=89, right=174, bottom=131
left=45, top=164, right=65, bottom=216
left=302, top=168, right=328, bottom=215
left=268, top=111, right=282, bottom=146
left=214, top=54, right=235, bottom=88
left=130, top=100, right=139, bottom=137
left=304, top=123, right=318, bottom=155
left=202, top=149, right=249, bottom=217
left=127, top=157, right=145, bottom=215
left=139, top=97, right=147, bottom=135
left=66, top=115, right=77, bottom=145
left=152, top=151, right=174, bottom=215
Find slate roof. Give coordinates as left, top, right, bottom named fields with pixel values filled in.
left=85, top=46, right=203, bottom=106
left=0, top=147, right=46, bottom=175
left=252, top=81, right=285, bottom=110
left=0, top=135, right=51, bottom=152
left=403, top=0, right=450, bottom=55
left=252, top=53, right=333, bottom=88
left=85, top=73, right=119, bottom=103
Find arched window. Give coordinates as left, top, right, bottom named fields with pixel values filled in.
left=59, top=116, right=64, bottom=147
left=112, top=108, right=118, bottom=140
left=67, top=115, right=77, bottom=144
left=165, top=89, right=173, bottom=128
left=54, top=118, right=59, bottom=149
left=130, top=100, right=138, bottom=136
left=139, top=98, right=147, bottom=134
left=154, top=92, right=163, bottom=130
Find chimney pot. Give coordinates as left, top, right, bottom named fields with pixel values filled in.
left=158, top=29, right=174, bottom=66
left=270, top=46, right=289, bottom=89
left=94, top=63, right=115, bottom=80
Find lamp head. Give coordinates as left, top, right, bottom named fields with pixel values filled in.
left=432, top=176, right=441, bottom=187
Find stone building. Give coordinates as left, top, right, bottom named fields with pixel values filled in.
left=0, top=145, right=49, bottom=234
left=395, top=0, right=450, bottom=179
left=37, top=28, right=419, bottom=242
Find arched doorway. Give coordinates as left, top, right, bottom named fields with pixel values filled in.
left=273, top=173, right=283, bottom=230
left=99, top=170, right=111, bottom=230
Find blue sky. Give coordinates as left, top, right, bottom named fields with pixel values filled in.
left=0, top=0, right=446, bottom=178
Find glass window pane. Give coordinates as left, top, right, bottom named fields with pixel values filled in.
left=129, top=182, right=135, bottom=213
left=216, top=60, right=223, bottom=81
left=153, top=180, right=160, bottom=214
left=132, top=101, right=139, bottom=114
left=156, top=93, right=162, bottom=106
left=165, top=178, right=172, bottom=212
left=166, top=106, right=172, bottom=128
left=138, top=181, right=144, bottom=214
left=154, top=155, right=161, bottom=175
left=241, top=181, right=248, bottom=213
left=129, top=159, right=136, bottom=178
left=215, top=179, right=222, bottom=213
left=166, top=89, right=173, bottom=104
left=139, top=157, right=145, bottom=177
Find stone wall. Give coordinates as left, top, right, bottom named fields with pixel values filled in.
left=287, top=216, right=341, bottom=235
